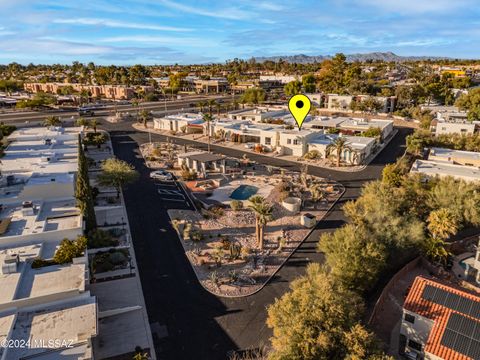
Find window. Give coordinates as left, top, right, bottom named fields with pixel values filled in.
left=408, top=340, right=422, bottom=352
left=441, top=127, right=447, bottom=131
left=404, top=313, right=415, bottom=324
left=265, top=137, right=271, bottom=145
left=461, top=129, right=467, bottom=133
left=293, top=139, right=299, bottom=145
left=287, top=139, right=292, bottom=144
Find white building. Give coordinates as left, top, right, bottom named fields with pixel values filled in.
left=401, top=276, right=480, bottom=360
left=152, top=113, right=204, bottom=134
left=304, top=116, right=394, bottom=139
left=308, top=133, right=376, bottom=165
left=431, top=120, right=477, bottom=136
left=259, top=75, right=299, bottom=84
left=326, top=94, right=396, bottom=113
left=428, top=147, right=480, bottom=167
left=410, top=159, right=480, bottom=182
left=0, top=243, right=97, bottom=360
left=228, top=107, right=289, bottom=123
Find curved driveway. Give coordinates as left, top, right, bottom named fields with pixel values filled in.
left=104, top=122, right=410, bottom=360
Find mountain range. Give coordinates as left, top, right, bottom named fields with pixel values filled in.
left=252, top=52, right=450, bottom=63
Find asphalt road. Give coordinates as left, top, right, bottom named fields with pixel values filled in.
left=107, top=122, right=411, bottom=360
left=0, top=94, right=231, bottom=127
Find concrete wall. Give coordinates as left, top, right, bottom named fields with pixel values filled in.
left=400, top=310, right=434, bottom=357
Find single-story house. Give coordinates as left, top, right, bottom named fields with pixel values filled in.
left=307, top=133, right=376, bottom=165
left=153, top=113, right=205, bottom=134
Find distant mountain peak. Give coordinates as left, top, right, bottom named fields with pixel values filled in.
left=251, top=52, right=448, bottom=63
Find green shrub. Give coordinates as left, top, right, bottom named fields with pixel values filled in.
left=88, top=229, right=118, bottom=248
left=230, top=200, right=243, bottom=211
left=109, top=251, right=127, bottom=265
left=53, top=236, right=87, bottom=264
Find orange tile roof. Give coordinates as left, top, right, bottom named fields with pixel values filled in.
left=404, top=276, right=480, bottom=360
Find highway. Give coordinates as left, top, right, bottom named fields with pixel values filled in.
left=0, top=94, right=233, bottom=127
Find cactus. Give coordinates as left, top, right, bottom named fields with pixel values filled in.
left=229, top=242, right=241, bottom=260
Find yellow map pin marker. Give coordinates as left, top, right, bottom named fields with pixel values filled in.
left=288, top=94, right=311, bottom=130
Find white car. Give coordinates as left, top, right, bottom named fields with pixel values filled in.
left=244, top=143, right=255, bottom=149
left=150, top=170, right=173, bottom=181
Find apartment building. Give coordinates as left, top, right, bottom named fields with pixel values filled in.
left=0, top=126, right=98, bottom=360
left=24, top=82, right=154, bottom=99
left=400, top=276, right=480, bottom=360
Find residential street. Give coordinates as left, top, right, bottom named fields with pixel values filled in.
left=107, top=123, right=411, bottom=360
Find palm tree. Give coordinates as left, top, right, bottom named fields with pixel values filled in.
left=90, top=118, right=99, bottom=133
left=203, top=113, right=213, bottom=152
left=139, top=109, right=152, bottom=128
left=196, top=101, right=207, bottom=113
left=44, top=116, right=62, bottom=127
left=215, top=102, right=222, bottom=115
left=248, top=195, right=273, bottom=249
left=207, top=99, right=217, bottom=115
left=427, top=208, right=459, bottom=240
left=326, top=137, right=353, bottom=167
left=75, top=117, right=89, bottom=128
left=422, top=236, right=451, bottom=265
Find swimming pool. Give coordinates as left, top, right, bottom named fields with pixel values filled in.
left=230, top=185, right=259, bottom=200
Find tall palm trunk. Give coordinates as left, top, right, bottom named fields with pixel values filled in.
left=259, top=225, right=264, bottom=249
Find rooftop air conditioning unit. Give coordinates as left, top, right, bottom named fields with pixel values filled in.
left=2, top=254, right=19, bottom=274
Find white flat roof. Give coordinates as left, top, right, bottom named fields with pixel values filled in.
left=8, top=127, right=81, bottom=141
left=0, top=199, right=81, bottom=239
left=410, top=159, right=480, bottom=182
left=429, top=147, right=480, bottom=162
left=0, top=244, right=43, bottom=304
left=339, top=118, right=393, bottom=130
left=1, top=153, right=78, bottom=174
left=5, top=139, right=77, bottom=153
left=309, top=134, right=375, bottom=150
left=3, top=296, right=96, bottom=360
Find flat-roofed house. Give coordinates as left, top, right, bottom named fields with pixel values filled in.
left=410, top=159, right=480, bottom=183
left=153, top=113, right=205, bottom=134
left=428, top=147, right=480, bottom=167
left=308, top=133, right=376, bottom=165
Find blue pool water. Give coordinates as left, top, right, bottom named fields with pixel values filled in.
left=230, top=185, right=259, bottom=200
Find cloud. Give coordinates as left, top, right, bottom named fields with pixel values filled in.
left=98, top=35, right=210, bottom=47
left=357, top=0, right=474, bottom=14
left=155, top=0, right=253, bottom=20
left=53, top=18, right=192, bottom=32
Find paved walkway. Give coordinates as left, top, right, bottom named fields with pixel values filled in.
left=102, top=122, right=411, bottom=359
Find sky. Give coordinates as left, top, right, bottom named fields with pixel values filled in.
left=1, top=0, right=480, bottom=65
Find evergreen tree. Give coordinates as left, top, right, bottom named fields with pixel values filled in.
left=76, top=134, right=97, bottom=232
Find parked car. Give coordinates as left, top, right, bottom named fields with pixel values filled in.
left=244, top=143, right=255, bottom=149
left=150, top=170, right=173, bottom=181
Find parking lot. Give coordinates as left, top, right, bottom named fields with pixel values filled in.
left=151, top=176, right=195, bottom=209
